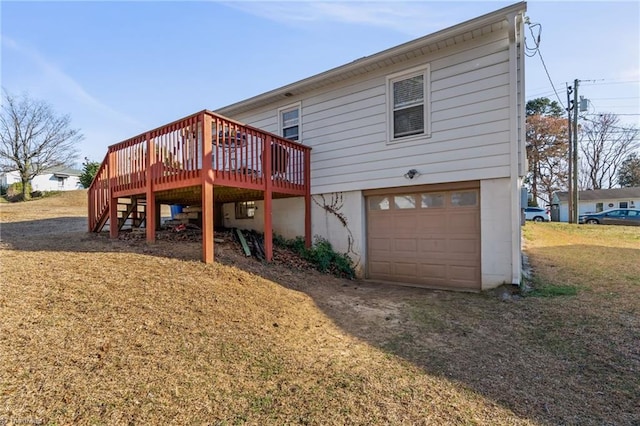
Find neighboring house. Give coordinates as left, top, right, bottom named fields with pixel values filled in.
left=551, top=187, right=640, bottom=222
left=1, top=167, right=83, bottom=192
left=0, top=170, right=21, bottom=189
left=214, top=2, right=528, bottom=291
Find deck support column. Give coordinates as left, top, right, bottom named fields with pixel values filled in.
left=108, top=149, right=118, bottom=239
left=109, top=196, right=118, bottom=238
left=264, top=136, right=273, bottom=262
left=145, top=132, right=156, bottom=243
left=201, top=114, right=215, bottom=264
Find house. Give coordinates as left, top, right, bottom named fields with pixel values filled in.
left=551, top=187, right=640, bottom=222
left=88, top=2, right=527, bottom=292
left=1, top=166, right=83, bottom=192
left=215, top=2, right=528, bottom=291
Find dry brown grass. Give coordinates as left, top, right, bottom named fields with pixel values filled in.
left=0, top=192, right=638, bottom=425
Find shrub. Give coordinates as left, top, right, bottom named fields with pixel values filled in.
left=79, top=158, right=101, bottom=188
left=6, top=182, right=33, bottom=201
left=274, top=235, right=355, bottom=279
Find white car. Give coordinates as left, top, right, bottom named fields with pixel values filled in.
left=524, top=207, right=550, bottom=222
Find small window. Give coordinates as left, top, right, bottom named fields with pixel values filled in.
left=279, top=104, right=300, bottom=141
left=421, top=193, right=444, bottom=208
left=394, top=195, right=416, bottom=209
left=620, top=201, right=629, bottom=208
left=235, top=201, right=256, bottom=219
left=450, top=191, right=477, bottom=207
left=369, top=196, right=390, bottom=210
left=387, top=65, right=430, bottom=141
left=596, top=202, right=604, bottom=212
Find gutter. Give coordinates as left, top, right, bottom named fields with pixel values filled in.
left=508, top=9, right=526, bottom=285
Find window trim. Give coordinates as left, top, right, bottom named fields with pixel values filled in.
left=235, top=201, right=256, bottom=220
left=278, top=102, right=301, bottom=142
left=386, top=64, right=431, bottom=144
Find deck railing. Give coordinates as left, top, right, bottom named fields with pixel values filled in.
left=87, top=153, right=110, bottom=231
left=88, top=110, right=311, bottom=232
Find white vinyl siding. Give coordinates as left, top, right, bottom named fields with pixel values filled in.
left=230, top=29, right=514, bottom=195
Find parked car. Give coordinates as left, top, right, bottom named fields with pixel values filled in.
left=524, top=207, right=551, bottom=222
left=578, top=208, right=640, bottom=226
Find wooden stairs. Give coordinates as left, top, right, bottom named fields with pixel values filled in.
left=92, top=197, right=147, bottom=232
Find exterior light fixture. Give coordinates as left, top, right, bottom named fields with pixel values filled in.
left=404, top=169, right=419, bottom=179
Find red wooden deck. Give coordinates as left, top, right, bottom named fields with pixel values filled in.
left=88, top=110, right=312, bottom=263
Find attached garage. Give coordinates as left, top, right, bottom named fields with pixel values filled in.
left=365, top=182, right=481, bottom=291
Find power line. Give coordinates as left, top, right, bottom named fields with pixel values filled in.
left=535, top=50, right=565, bottom=109
left=524, top=18, right=566, bottom=109
left=580, top=115, right=640, bottom=132
left=581, top=80, right=640, bottom=86
left=590, top=97, right=640, bottom=100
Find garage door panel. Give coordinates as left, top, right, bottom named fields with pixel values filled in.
left=448, top=239, right=480, bottom=255
left=449, top=212, right=479, bottom=232
left=391, top=262, right=419, bottom=279
left=450, top=263, right=478, bottom=278
left=392, top=214, right=419, bottom=231
left=418, top=263, right=447, bottom=279
left=369, top=261, right=392, bottom=276
left=393, top=238, right=418, bottom=253
left=367, top=187, right=480, bottom=290
left=418, top=238, right=447, bottom=253
left=417, top=214, right=447, bottom=232
left=369, top=237, right=391, bottom=252
left=368, top=215, right=393, bottom=234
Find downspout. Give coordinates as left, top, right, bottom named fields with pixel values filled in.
left=508, top=10, right=524, bottom=285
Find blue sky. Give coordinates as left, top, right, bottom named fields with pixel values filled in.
left=2, top=1, right=639, bottom=166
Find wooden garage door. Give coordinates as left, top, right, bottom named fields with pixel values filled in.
left=366, top=187, right=480, bottom=290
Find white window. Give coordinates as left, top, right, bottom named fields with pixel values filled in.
left=278, top=103, right=301, bottom=142
left=235, top=201, right=256, bottom=219
left=387, top=65, right=430, bottom=142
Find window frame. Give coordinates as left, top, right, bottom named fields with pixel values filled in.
left=278, top=102, right=301, bottom=142
left=386, top=64, right=431, bottom=144
left=235, top=201, right=256, bottom=220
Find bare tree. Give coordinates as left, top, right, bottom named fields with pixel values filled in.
left=0, top=89, right=82, bottom=200
left=579, top=113, right=639, bottom=190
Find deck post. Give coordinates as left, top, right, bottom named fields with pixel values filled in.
left=87, top=190, right=93, bottom=232
left=304, top=148, right=312, bottom=249
left=145, top=132, right=157, bottom=243
left=108, top=149, right=118, bottom=239
left=264, top=136, right=273, bottom=262
left=201, top=113, right=215, bottom=264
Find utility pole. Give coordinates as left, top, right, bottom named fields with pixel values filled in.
left=572, top=79, right=580, bottom=224
left=566, top=84, right=574, bottom=223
